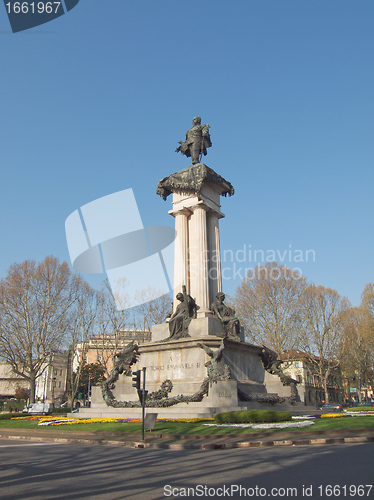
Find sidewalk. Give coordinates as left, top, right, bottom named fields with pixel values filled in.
left=1, top=427, right=373, bottom=450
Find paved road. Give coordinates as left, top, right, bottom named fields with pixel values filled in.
left=0, top=440, right=373, bottom=499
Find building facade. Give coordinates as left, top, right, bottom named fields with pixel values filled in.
left=0, top=352, right=69, bottom=406
left=35, top=352, right=69, bottom=405
left=281, top=351, right=344, bottom=405
left=73, top=329, right=150, bottom=375
left=0, top=362, right=29, bottom=399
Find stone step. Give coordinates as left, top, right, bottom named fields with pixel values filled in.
left=67, top=401, right=309, bottom=420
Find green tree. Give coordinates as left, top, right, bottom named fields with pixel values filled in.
left=77, top=363, right=105, bottom=400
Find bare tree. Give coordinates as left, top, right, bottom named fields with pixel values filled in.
left=93, top=280, right=130, bottom=376
left=134, top=287, right=172, bottom=334
left=361, top=283, right=374, bottom=337
left=340, top=307, right=373, bottom=401
left=360, top=284, right=374, bottom=398
left=66, top=283, right=102, bottom=409
left=0, top=256, right=88, bottom=402
left=299, top=284, right=350, bottom=403
left=340, top=285, right=374, bottom=401
left=93, top=285, right=172, bottom=375
left=235, top=262, right=308, bottom=354
left=362, top=282, right=374, bottom=311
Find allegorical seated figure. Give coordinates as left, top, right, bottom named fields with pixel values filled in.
left=211, top=292, right=242, bottom=342
left=176, top=116, right=212, bottom=164
left=162, top=286, right=196, bottom=342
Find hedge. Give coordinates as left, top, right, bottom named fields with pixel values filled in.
left=0, top=412, right=25, bottom=420
left=4, top=401, right=25, bottom=413
left=214, top=409, right=292, bottom=424
left=53, top=408, right=71, bottom=414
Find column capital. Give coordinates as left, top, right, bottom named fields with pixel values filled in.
left=169, top=207, right=192, bottom=217
left=190, top=201, right=210, bottom=213
left=207, top=209, right=225, bottom=220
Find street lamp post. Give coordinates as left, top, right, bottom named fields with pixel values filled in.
left=43, top=372, right=47, bottom=403
left=52, top=377, right=56, bottom=405
left=87, top=374, right=91, bottom=407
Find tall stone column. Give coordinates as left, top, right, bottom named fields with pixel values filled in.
left=172, top=208, right=190, bottom=312
left=189, top=203, right=210, bottom=317
left=207, top=212, right=222, bottom=305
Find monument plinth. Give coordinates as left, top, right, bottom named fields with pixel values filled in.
left=157, top=163, right=234, bottom=317
left=85, top=337, right=297, bottom=419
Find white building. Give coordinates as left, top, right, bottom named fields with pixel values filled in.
left=0, top=362, right=29, bottom=399
left=281, top=350, right=343, bottom=405
left=34, top=352, right=69, bottom=405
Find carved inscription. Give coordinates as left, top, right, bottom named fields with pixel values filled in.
left=218, top=392, right=232, bottom=397
left=150, top=362, right=200, bottom=371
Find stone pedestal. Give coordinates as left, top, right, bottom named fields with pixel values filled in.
left=151, top=317, right=245, bottom=343
left=151, top=316, right=223, bottom=342
left=168, top=164, right=232, bottom=314
left=75, top=337, right=300, bottom=420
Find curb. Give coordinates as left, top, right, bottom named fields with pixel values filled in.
left=1, top=430, right=373, bottom=450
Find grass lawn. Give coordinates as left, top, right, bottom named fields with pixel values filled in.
left=0, top=415, right=373, bottom=435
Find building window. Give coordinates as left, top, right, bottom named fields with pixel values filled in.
left=296, top=375, right=302, bottom=383
left=295, top=362, right=300, bottom=368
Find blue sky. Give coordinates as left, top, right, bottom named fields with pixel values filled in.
left=1, top=0, right=373, bottom=308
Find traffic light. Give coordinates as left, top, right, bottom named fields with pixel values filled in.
left=132, top=370, right=141, bottom=390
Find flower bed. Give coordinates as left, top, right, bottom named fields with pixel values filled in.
left=11, top=415, right=214, bottom=426
left=204, top=421, right=315, bottom=430
left=157, top=418, right=214, bottom=423
left=321, top=413, right=350, bottom=419
left=11, top=416, right=45, bottom=420
left=345, top=411, right=374, bottom=416
left=37, top=417, right=142, bottom=426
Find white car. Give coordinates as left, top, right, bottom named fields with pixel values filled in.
left=22, top=403, right=53, bottom=415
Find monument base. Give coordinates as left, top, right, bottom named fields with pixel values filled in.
left=70, top=336, right=301, bottom=419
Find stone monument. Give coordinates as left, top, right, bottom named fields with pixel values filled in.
left=75, top=118, right=301, bottom=420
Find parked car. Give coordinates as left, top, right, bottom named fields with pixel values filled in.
left=350, top=402, right=374, bottom=408
left=22, top=403, right=53, bottom=415
left=316, top=402, right=343, bottom=412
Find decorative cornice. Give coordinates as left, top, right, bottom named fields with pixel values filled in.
left=157, top=164, right=234, bottom=201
